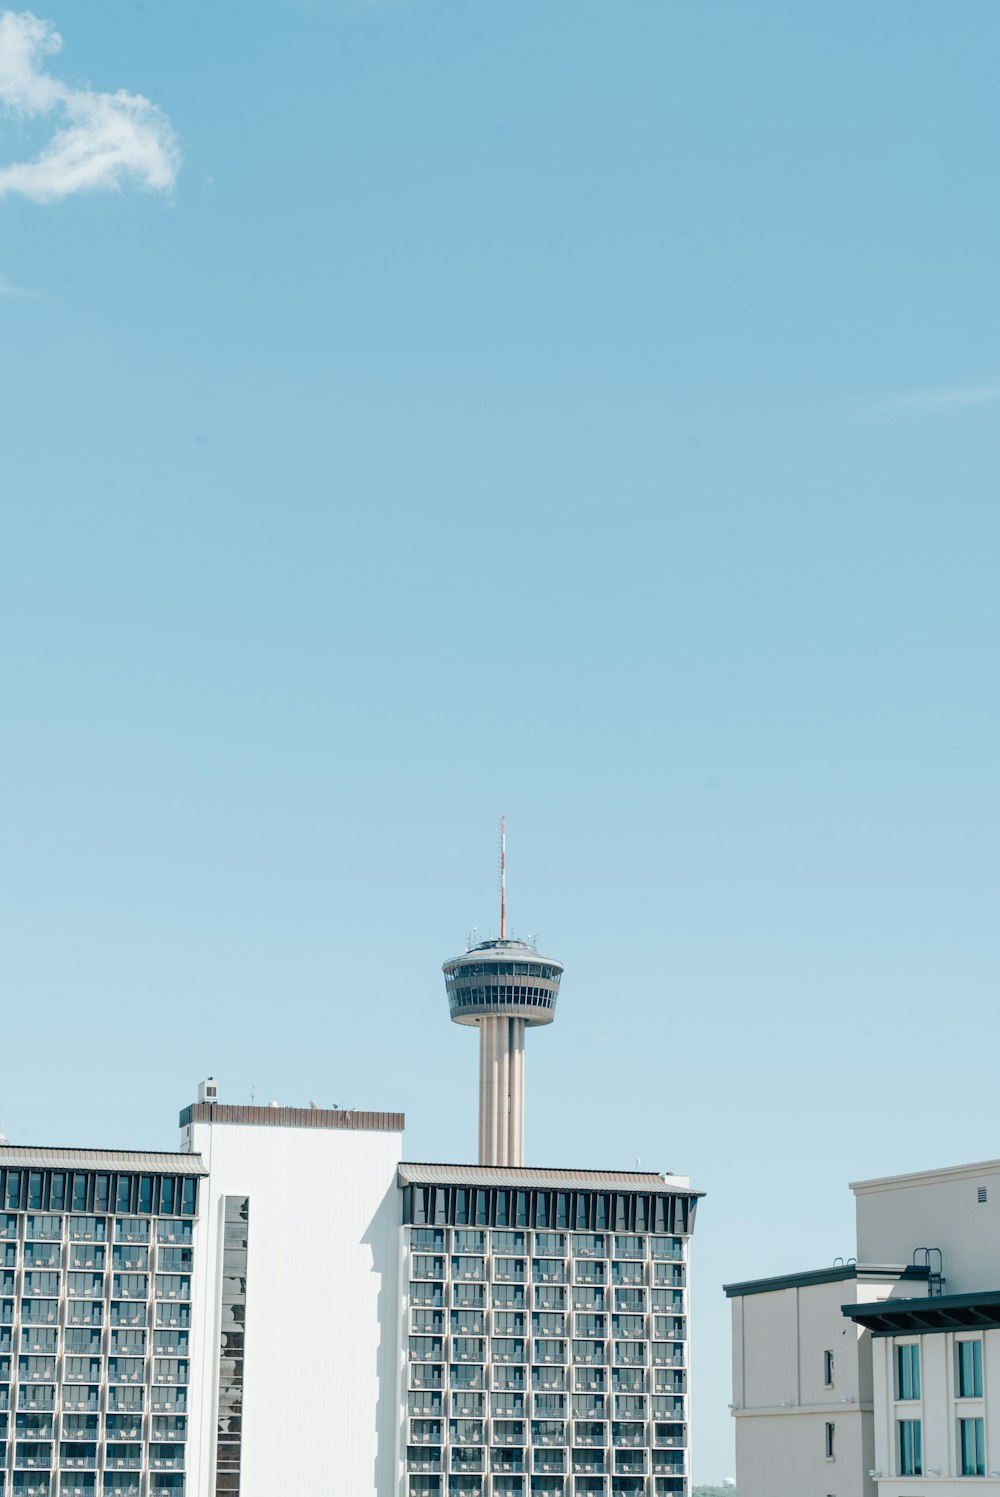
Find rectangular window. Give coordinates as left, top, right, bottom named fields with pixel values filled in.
left=897, top=1343, right=921, bottom=1400
left=216, top=1196, right=248, bottom=1496
left=957, top=1340, right=983, bottom=1398
left=823, top=1350, right=835, bottom=1388
left=899, top=1418, right=922, bottom=1475
left=824, top=1421, right=835, bottom=1459
left=959, top=1417, right=985, bottom=1476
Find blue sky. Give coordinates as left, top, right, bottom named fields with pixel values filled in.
left=2, top=0, right=1000, bottom=1479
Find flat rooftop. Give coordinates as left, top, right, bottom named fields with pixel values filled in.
left=399, top=1162, right=698, bottom=1193
left=851, top=1156, right=1000, bottom=1193
left=179, top=1102, right=404, bottom=1133
left=0, top=1145, right=207, bottom=1174
left=724, top=1263, right=929, bottom=1298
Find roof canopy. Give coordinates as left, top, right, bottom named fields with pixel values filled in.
left=844, top=1291, right=1000, bottom=1335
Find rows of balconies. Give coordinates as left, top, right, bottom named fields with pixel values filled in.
left=405, top=1445, right=685, bottom=1476
left=408, top=1338, right=685, bottom=1370
left=0, top=1479, right=184, bottom=1496
left=1, top=1308, right=189, bottom=1334
left=406, top=1393, right=685, bottom=1425
left=407, top=1478, right=685, bottom=1496
left=407, top=1419, right=686, bottom=1449
left=411, top=1314, right=685, bottom=1343
left=410, top=1261, right=684, bottom=1293
left=0, top=1219, right=191, bottom=1247
left=1, top=1280, right=191, bottom=1307
left=1, top=1252, right=190, bottom=1277
left=10, top=1332, right=188, bottom=1360
left=410, top=1232, right=685, bottom=1265
left=408, top=1366, right=686, bottom=1401
left=411, top=1285, right=684, bottom=1307
left=0, top=1418, right=184, bottom=1442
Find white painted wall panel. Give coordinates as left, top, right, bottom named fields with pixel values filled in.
left=186, top=1119, right=402, bottom=1497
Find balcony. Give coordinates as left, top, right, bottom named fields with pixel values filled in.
left=107, top=1394, right=145, bottom=1413
left=149, top=1452, right=185, bottom=1472
left=573, top=1426, right=607, bottom=1449
left=614, top=1451, right=647, bottom=1473
left=150, top=1393, right=187, bottom=1413
left=14, top=1446, right=53, bottom=1470
left=490, top=1452, right=525, bottom=1474
left=571, top=1450, right=606, bottom=1474
left=449, top=1449, right=484, bottom=1472
left=105, top=1451, right=142, bottom=1470
left=59, top=1451, right=98, bottom=1470
left=114, top=1223, right=150, bottom=1245
left=406, top=1447, right=442, bottom=1473
left=57, top=1392, right=98, bottom=1413
left=531, top=1449, right=565, bottom=1472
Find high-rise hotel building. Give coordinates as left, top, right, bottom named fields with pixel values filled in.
left=1, top=904, right=700, bottom=1497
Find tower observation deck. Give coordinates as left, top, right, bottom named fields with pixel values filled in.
left=442, top=822, right=564, bottom=1166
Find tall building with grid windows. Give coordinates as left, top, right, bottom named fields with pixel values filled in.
left=398, top=1162, right=701, bottom=1497
left=0, top=1092, right=700, bottom=1497
left=0, top=1146, right=204, bottom=1497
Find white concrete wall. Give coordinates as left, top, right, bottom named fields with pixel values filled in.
left=732, top=1277, right=904, bottom=1497
left=854, top=1160, right=1000, bottom=1293
left=185, top=1118, right=403, bottom=1497
left=870, top=1327, right=1000, bottom=1496
left=735, top=1409, right=867, bottom=1497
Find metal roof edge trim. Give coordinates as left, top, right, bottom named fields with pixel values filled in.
left=724, top=1263, right=927, bottom=1299
left=0, top=1146, right=207, bottom=1175
left=180, top=1103, right=404, bottom=1132
left=398, top=1162, right=702, bottom=1194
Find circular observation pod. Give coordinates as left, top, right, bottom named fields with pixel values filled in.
left=443, top=938, right=564, bottom=1028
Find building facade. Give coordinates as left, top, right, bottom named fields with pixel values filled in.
left=728, top=1155, right=1000, bottom=1497
left=725, top=1263, right=927, bottom=1497
left=398, top=1163, right=699, bottom=1497
left=843, top=1158, right=1000, bottom=1494
left=1, top=1092, right=700, bottom=1497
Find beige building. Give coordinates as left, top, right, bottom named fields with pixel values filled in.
left=726, top=1263, right=926, bottom=1497
left=728, top=1155, right=1000, bottom=1497
left=844, top=1157, right=1000, bottom=1494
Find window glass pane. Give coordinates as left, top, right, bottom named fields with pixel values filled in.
left=960, top=1418, right=986, bottom=1476
left=958, top=1340, right=983, bottom=1398
left=897, top=1343, right=920, bottom=1400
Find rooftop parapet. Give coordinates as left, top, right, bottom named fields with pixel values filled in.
left=178, top=1101, right=404, bottom=1132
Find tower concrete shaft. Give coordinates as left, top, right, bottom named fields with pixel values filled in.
left=477, top=1015, right=525, bottom=1167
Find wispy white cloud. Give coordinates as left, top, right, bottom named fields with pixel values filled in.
left=0, top=271, right=35, bottom=295
left=0, top=9, right=180, bottom=203
left=867, top=384, right=1000, bottom=417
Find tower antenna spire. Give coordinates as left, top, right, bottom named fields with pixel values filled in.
left=500, top=815, right=507, bottom=939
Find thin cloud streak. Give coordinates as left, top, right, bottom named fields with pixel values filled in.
left=867, top=384, right=1000, bottom=417
left=0, top=10, right=180, bottom=202
left=0, top=271, right=44, bottom=297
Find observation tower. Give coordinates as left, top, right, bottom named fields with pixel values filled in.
left=442, top=819, right=564, bottom=1166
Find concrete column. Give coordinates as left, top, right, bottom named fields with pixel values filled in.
left=477, top=1015, right=526, bottom=1167
left=478, top=1018, right=498, bottom=1165
left=508, top=1018, right=525, bottom=1167
left=496, top=1022, right=510, bottom=1166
